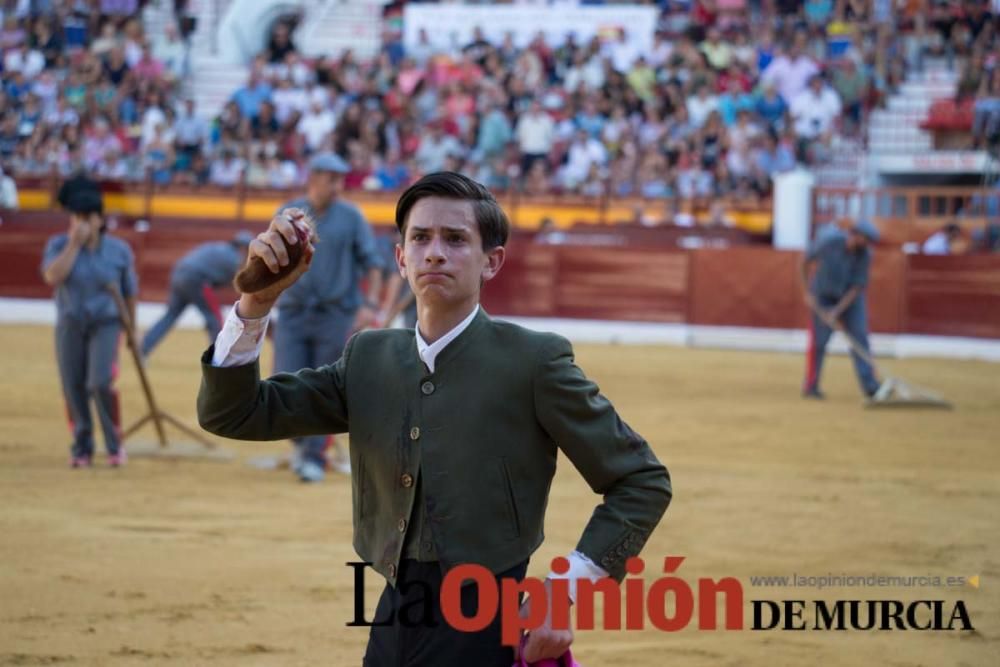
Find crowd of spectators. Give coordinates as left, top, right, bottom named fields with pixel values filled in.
left=0, top=0, right=188, bottom=195
left=2, top=1, right=999, bottom=202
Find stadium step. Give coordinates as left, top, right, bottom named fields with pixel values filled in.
left=887, top=97, right=933, bottom=113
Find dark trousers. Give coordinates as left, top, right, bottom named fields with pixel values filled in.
left=141, top=280, right=222, bottom=357
left=273, top=305, right=355, bottom=465
left=804, top=293, right=880, bottom=397
left=363, top=559, right=528, bottom=667
left=56, top=319, right=122, bottom=457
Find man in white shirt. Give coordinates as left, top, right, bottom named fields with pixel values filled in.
left=515, top=100, right=555, bottom=175
left=560, top=128, right=607, bottom=189
left=208, top=149, right=244, bottom=187
left=791, top=74, right=842, bottom=140
left=173, top=99, right=208, bottom=159
left=197, top=172, right=671, bottom=666
left=922, top=223, right=962, bottom=255
left=296, top=94, right=337, bottom=154
left=761, top=43, right=819, bottom=104
left=686, top=82, right=720, bottom=128
left=0, top=165, right=18, bottom=209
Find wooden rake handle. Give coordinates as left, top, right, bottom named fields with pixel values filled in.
left=806, top=299, right=880, bottom=372
left=105, top=283, right=168, bottom=447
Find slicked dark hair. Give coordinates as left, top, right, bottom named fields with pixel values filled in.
left=395, top=172, right=510, bottom=250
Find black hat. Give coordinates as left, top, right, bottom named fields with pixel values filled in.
left=66, top=189, right=104, bottom=216
left=57, top=173, right=101, bottom=209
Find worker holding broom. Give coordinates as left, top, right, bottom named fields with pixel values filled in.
left=41, top=188, right=138, bottom=468
left=801, top=218, right=883, bottom=400
left=197, top=172, right=672, bottom=665
left=140, top=231, right=254, bottom=360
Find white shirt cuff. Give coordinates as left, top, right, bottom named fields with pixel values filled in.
left=210, top=301, right=270, bottom=367
left=547, top=550, right=610, bottom=604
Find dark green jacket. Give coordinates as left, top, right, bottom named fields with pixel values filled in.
left=197, top=309, right=671, bottom=585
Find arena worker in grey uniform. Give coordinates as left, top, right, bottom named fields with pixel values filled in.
left=800, top=218, right=883, bottom=399
left=270, top=153, right=382, bottom=482
left=140, top=231, right=253, bottom=359
left=375, top=232, right=417, bottom=329
left=41, top=189, right=139, bottom=468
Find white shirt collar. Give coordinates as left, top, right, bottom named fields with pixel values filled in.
left=415, top=305, right=479, bottom=374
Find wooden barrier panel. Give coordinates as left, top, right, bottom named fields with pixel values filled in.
left=688, top=247, right=906, bottom=333
left=481, top=237, right=689, bottom=323
left=905, top=254, right=1000, bottom=338
left=551, top=246, right=689, bottom=322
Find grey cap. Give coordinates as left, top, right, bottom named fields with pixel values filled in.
left=233, top=230, right=254, bottom=246
left=308, top=153, right=350, bottom=174
left=852, top=219, right=880, bottom=243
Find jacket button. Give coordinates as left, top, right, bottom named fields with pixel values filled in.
left=398, top=518, right=407, bottom=532
left=421, top=381, right=435, bottom=395
left=409, top=427, right=420, bottom=441
left=400, top=473, right=413, bottom=488
left=388, top=563, right=396, bottom=578
left=423, top=541, right=433, bottom=552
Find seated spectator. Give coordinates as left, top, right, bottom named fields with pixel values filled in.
left=251, top=100, right=280, bottom=141
left=175, top=152, right=211, bottom=187
left=154, top=24, right=188, bottom=81
left=515, top=99, right=555, bottom=173
left=522, top=159, right=553, bottom=196
left=266, top=21, right=297, bottom=64
left=132, top=42, right=165, bottom=84
left=231, top=72, right=272, bottom=120
left=0, top=15, right=27, bottom=53
left=729, top=108, right=762, bottom=152
left=831, top=58, right=867, bottom=133
left=173, top=98, right=208, bottom=161
left=143, top=124, right=175, bottom=185
left=790, top=73, right=842, bottom=159
left=94, top=148, right=131, bottom=180
left=268, top=153, right=301, bottom=189
left=244, top=150, right=270, bottom=188
left=636, top=152, right=673, bottom=199
left=414, top=120, right=463, bottom=174
left=82, top=117, right=122, bottom=169
left=922, top=223, right=963, bottom=255
left=296, top=93, right=336, bottom=154
left=754, top=130, right=796, bottom=181
left=718, top=77, right=756, bottom=126
left=560, top=127, right=607, bottom=190
left=676, top=150, right=714, bottom=199
left=32, top=18, right=63, bottom=69
left=761, top=39, right=819, bottom=104
left=701, top=27, right=734, bottom=71
left=687, top=82, right=720, bottom=128
left=209, top=148, right=244, bottom=187
left=103, top=46, right=131, bottom=87
left=0, top=164, right=18, bottom=209
left=90, top=22, right=119, bottom=57
left=374, top=149, right=411, bottom=190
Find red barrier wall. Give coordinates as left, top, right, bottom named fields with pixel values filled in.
left=3, top=213, right=999, bottom=339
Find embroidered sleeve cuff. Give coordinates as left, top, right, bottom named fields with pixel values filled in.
left=211, top=301, right=270, bottom=367
left=547, top=550, right=611, bottom=604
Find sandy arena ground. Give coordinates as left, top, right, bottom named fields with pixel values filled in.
left=0, top=323, right=997, bottom=666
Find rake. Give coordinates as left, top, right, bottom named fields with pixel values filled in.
left=107, top=284, right=235, bottom=460
left=808, top=302, right=953, bottom=409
